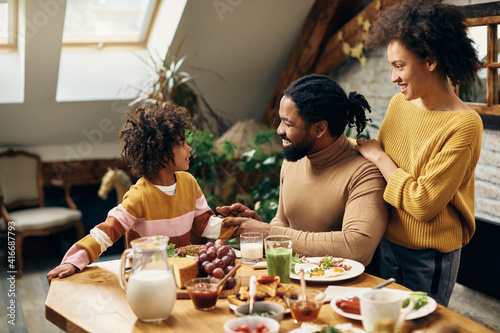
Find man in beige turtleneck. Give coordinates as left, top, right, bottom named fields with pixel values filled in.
left=218, top=75, right=388, bottom=266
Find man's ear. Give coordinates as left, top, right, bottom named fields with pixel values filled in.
left=315, top=121, right=328, bottom=138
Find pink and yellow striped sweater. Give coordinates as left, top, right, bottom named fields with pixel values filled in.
left=61, top=172, right=233, bottom=271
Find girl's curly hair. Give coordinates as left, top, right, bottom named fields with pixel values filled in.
left=118, top=102, right=192, bottom=180
left=283, top=74, right=371, bottom=137
left=365, top=0, right=480, bottom=86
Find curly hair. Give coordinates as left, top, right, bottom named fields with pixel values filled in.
left=365, top=0, right=480, bottom=86
left=118, top=102, right=192, bottom=180
left=283, top=74, right=371, bottom=136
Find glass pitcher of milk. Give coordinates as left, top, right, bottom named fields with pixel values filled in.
left=119, top=236, right=176, bottom=322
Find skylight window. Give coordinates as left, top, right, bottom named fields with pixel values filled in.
left=0, top=0, right=17, bottom=48
left=62, top=0, right=159, bottom=47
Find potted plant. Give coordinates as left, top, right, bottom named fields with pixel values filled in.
left=129, top=37, right=229, bottom=135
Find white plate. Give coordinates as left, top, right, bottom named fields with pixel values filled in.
left=229, top=302, right=290, bottom=314
left=330, top=288, right=437, bottom=321
left=290, top=257, right=365, bottom=282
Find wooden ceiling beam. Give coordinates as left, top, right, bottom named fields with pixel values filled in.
left=260, top=0, right=402, bottom=129
left=314, top=0, right=402, bottom=74
left=260, top=0, right=371, bottom=129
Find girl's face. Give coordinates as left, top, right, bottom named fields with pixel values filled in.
left=387, top=40, right=436, bottom=101
left=170, top=140, right=192, bottom=171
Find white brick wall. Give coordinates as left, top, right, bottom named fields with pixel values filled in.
left=331, top=47, right=500, bottom=224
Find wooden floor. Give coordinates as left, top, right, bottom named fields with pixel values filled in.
left=1, top=254, right=500, bottom=333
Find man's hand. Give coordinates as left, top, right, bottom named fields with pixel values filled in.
left=216, top=203, right=263, bottom=221
left=223, top=217, right=271, bottom=237
left=47, top=263, right=77, bottom=283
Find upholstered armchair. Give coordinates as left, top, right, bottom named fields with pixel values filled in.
left=0, top=149, right=84, bottom=277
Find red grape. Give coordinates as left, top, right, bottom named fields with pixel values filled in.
left=204, top=262, right=215, bottom=275
left=217, top=246, right=229, bottom=259
left=224, top=265, right=234, bottom=275
left=206, top=248, right=217, bottom=261
left=222, top=255, right=233, bottom=267
left=198, top=253, right=208, bottom=263
left=215, top=239, right=225, bottom=246
left=212, top=267, right=224, bottom=279
left=214, top=258, right=225, bottom=269
left=204, top=241, right=215, bottom=249
left=198, top=248, right=207, bottom=256
left=225, top=276, right=236, bottom=290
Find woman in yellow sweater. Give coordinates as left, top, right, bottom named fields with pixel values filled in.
left=356, top=0, right=483, bottom=306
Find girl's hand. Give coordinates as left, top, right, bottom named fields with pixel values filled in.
left=47, top=263, right=77, bottom=283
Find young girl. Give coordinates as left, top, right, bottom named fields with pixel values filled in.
left=47, top=102, right=234, bottom=282
left=356, top=0, right=482, bottom=305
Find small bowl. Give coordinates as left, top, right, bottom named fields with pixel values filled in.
left=223, top=316, right=280, bottom=333
left=283, top=289, right=325, bottom=324
left=185, top=277, right=221, bottom=311
left=234, top=301, right=285, bottom=322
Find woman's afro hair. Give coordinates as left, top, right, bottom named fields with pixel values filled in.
left=366, top=0, right=480, bottom=86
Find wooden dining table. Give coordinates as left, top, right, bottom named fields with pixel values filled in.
left=45, top=258, right=494, bottom=333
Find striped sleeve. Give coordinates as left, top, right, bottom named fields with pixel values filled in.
left=200, top=216, right=235, bottom=239
left=74, top=207, right=134, bottom=264
left=60, top=244, right=91, bottom=271
left=75, top=234, right=102, bottom=264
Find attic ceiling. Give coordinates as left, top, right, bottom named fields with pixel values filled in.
left=0, top=0, right=392, bottom=161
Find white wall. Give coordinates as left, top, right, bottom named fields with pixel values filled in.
left=169, top=0, right=315, bottom=123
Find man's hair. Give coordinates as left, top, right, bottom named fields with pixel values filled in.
left=283, top=74, right=371, bottom=136
left=118, top=102, right=191, bottom=180
left=366, top=0, right=480, bottom=86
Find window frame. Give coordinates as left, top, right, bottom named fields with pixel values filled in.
left=0, top=0, right=18, bottom=50
left=61, top=0, right=161, bottom=49
left=459, top=2, right=500, bottom=129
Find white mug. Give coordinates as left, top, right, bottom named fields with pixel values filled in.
left=360, top=289, right=414, bottom=333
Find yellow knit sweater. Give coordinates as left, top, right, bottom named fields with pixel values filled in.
left=378, top=93, right=483, bottom=252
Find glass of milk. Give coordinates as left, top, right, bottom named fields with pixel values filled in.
left=119, top=236, right=177, bottom=322
left=240, top=232, right=263, bottom=264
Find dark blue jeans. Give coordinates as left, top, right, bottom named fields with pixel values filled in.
left=378, top=238, right=461, bottom=306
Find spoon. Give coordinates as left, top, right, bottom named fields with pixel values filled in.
left=249, top=275, right=257, bottom=315
left=215, top=262, right=242, bottom=291
left=372, top=277, right=396, bottom=290
left=299, top=269, right=307, bottom=301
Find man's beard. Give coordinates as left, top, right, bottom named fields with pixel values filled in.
left=281, top=134, right=316, bottom=162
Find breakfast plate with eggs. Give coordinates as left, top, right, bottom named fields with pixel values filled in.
left=290, top=256, right=364, bottom=282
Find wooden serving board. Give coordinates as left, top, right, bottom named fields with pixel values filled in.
left=176, top=277, right=241, bottom=299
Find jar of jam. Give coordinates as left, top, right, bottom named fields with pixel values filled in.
left=185, top=278, right=220, bottom=310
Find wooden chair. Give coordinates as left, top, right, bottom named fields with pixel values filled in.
left=0, top=149, right=84, bottom=276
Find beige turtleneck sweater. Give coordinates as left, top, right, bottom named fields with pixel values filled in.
left=269, top=135, right=388, bottom=266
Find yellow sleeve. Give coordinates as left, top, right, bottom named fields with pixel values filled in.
left=75, top=234, right=102, bottom=264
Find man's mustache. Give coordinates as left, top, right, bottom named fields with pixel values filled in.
left=280, top=134, right=290, bottom=141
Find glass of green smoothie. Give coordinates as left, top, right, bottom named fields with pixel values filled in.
left=264, top=235, right=293, bottom=283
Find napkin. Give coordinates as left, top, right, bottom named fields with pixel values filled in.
left=252, top=261, right=267, bottom=269
left=323, top=285, right=363, bottom=303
